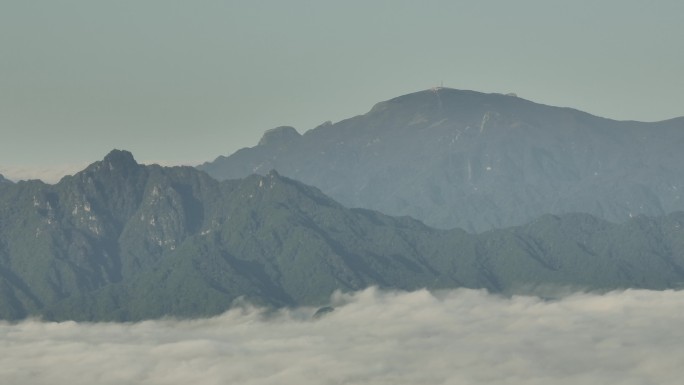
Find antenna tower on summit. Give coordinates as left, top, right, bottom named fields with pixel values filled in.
left=431, top=81, right=444, bottom=93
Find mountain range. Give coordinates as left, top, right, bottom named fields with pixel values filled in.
left=1, top=150, right=684, bottom=321
left=199, top=88, right=684, bottom=232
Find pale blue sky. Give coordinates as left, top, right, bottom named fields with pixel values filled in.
left=1, top=1, right=682, bottom=181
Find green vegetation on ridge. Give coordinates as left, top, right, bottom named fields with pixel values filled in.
left=1, top=150, right=684, bottom=321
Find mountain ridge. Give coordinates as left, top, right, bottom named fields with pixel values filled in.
left=2, top=150, right=684, bottom=321
left=199, top=88, right=684, bottom=231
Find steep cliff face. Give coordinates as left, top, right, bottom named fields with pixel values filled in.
left=200, top=88, right=684, bottom=231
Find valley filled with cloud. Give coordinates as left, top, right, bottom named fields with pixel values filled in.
left=2, top=287, right=682, bottom=385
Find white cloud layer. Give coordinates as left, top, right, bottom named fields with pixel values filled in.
left=2, top=288, right=683, bottom=385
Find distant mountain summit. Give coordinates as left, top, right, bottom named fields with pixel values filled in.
left=258, top=126, right=301, bottom=146
left=2, top=150, right=684, bottom=321
left=0, top=174, right=11, bottom=184
left=199, top=88, right=684, bottom=231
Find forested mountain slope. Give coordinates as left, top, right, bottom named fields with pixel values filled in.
left=1, top=151, right=684, bottom=321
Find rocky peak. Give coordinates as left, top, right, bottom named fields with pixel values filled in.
left=258, top=126, right=301, bottom=147
left=0, top=174, right=12, bottom=184
left=102, top=149, right=139, bottom=171
left=78, top=149, right=141, bottom=181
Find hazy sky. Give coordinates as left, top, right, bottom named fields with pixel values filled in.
left=1, top=1, right=683, bottom=181
left=3, top=288, right=684, bottom=384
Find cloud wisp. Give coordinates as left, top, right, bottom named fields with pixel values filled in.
left=1, top=288, right=683, bottom=385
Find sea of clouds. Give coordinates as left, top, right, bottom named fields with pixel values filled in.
left=2, top=287, right=683, bottom=385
